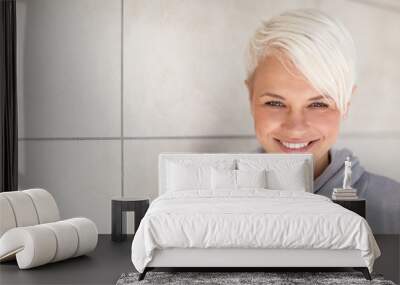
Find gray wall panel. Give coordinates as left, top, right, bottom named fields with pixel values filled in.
left=17, top=0, right=121, bottom=138
left=18, top=140, right=121, bottom=234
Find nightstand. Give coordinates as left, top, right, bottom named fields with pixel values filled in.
left=111, top=197, right=150, bottom=242
left=332, top=198, right=366, bottom=218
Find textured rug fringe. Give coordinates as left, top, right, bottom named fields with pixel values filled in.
left=116, top=271, right=395, bottom=285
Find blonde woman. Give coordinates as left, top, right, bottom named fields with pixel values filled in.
left=246, top=9, right=400, bottom=234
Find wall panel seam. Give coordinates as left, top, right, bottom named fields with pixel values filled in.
left=17, top=132, right=400, bottom=141
left=121, top=0, right=125, bottom=197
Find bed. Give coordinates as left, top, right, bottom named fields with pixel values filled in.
left=131, top=153, right=381, bottom=281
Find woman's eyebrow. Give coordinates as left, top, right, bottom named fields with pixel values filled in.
left=309, top=95, right=326, bottom=101
left=259, top=93, right=330, bottom=102
left=259, top=93, right=286, bottom=100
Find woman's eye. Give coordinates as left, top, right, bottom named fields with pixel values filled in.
left=264, top=101, right=285, bottom=107
left=309, top=102, right=329, bottom=108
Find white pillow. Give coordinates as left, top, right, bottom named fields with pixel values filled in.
left=211, top=168, right=236, bottom=189
left=237, top=169, right=267, bottom=188
left=166, top=159, right=235, bottom=191
left=167, top=162, right=210, bottom=191
left=211, top=168, right=268, bottom=190
left=267, top=167, right=307, bottom=191
left=238, top=159, right=307, bottom=191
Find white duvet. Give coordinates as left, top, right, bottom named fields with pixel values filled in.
left=131, top=189, right=380, bottom=273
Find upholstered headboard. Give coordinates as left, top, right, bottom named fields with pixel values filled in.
left=158, top=153, right=314, bottom=195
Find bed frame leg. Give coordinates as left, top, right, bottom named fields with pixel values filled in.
left=354, top=267, right=371, bottom=280
left=138, top=268, right=148, bottom=281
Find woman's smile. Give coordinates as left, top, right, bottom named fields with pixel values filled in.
left=273, top=138, right=320, bottom=153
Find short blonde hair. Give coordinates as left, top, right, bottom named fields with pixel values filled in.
left=246, top=9, right=356, bottom=115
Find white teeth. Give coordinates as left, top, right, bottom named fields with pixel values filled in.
left=281, top=141, right=310, bottom=149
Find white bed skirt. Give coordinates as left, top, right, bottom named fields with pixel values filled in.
left=147, top=248, right=366, bottom=268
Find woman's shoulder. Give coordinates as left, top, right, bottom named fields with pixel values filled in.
left=357, top=170, right=400, bottom=234
left=360, top=170, right=400, bottom=191
left=354, top=171, right=400, bottom=197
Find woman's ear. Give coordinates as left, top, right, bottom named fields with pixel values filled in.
left=244, top=79, right=254, bottom=117
left=347, top=85, right=357, bottom=113
left=244, top=79, right=252, bottom=99
left=343, top=85, right=357, bottom=119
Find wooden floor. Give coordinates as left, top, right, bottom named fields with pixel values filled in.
left=0, top=235, right=399, bottom=285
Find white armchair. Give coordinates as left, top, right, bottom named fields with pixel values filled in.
left=0, top=188, right=98, bottom=269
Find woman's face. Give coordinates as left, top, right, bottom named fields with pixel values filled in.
left=247, top=53, right=343, bottom=170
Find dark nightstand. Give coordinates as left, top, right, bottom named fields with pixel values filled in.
left=111, top=197, right=150, bottom=242
left=332, top=198, right=366, bottom=218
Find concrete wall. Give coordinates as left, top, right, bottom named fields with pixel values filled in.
left=17, top=0, right=400, bottom=234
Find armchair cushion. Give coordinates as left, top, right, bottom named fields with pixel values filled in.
left=0, top=188, right=60, bottom=236
left=0, top=218, right=98, bottom=269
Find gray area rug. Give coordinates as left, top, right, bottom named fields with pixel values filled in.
left=116, top=271, right=396, bottom=285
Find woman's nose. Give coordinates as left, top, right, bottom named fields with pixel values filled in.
left=281, top=110, right=309, bottom=130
